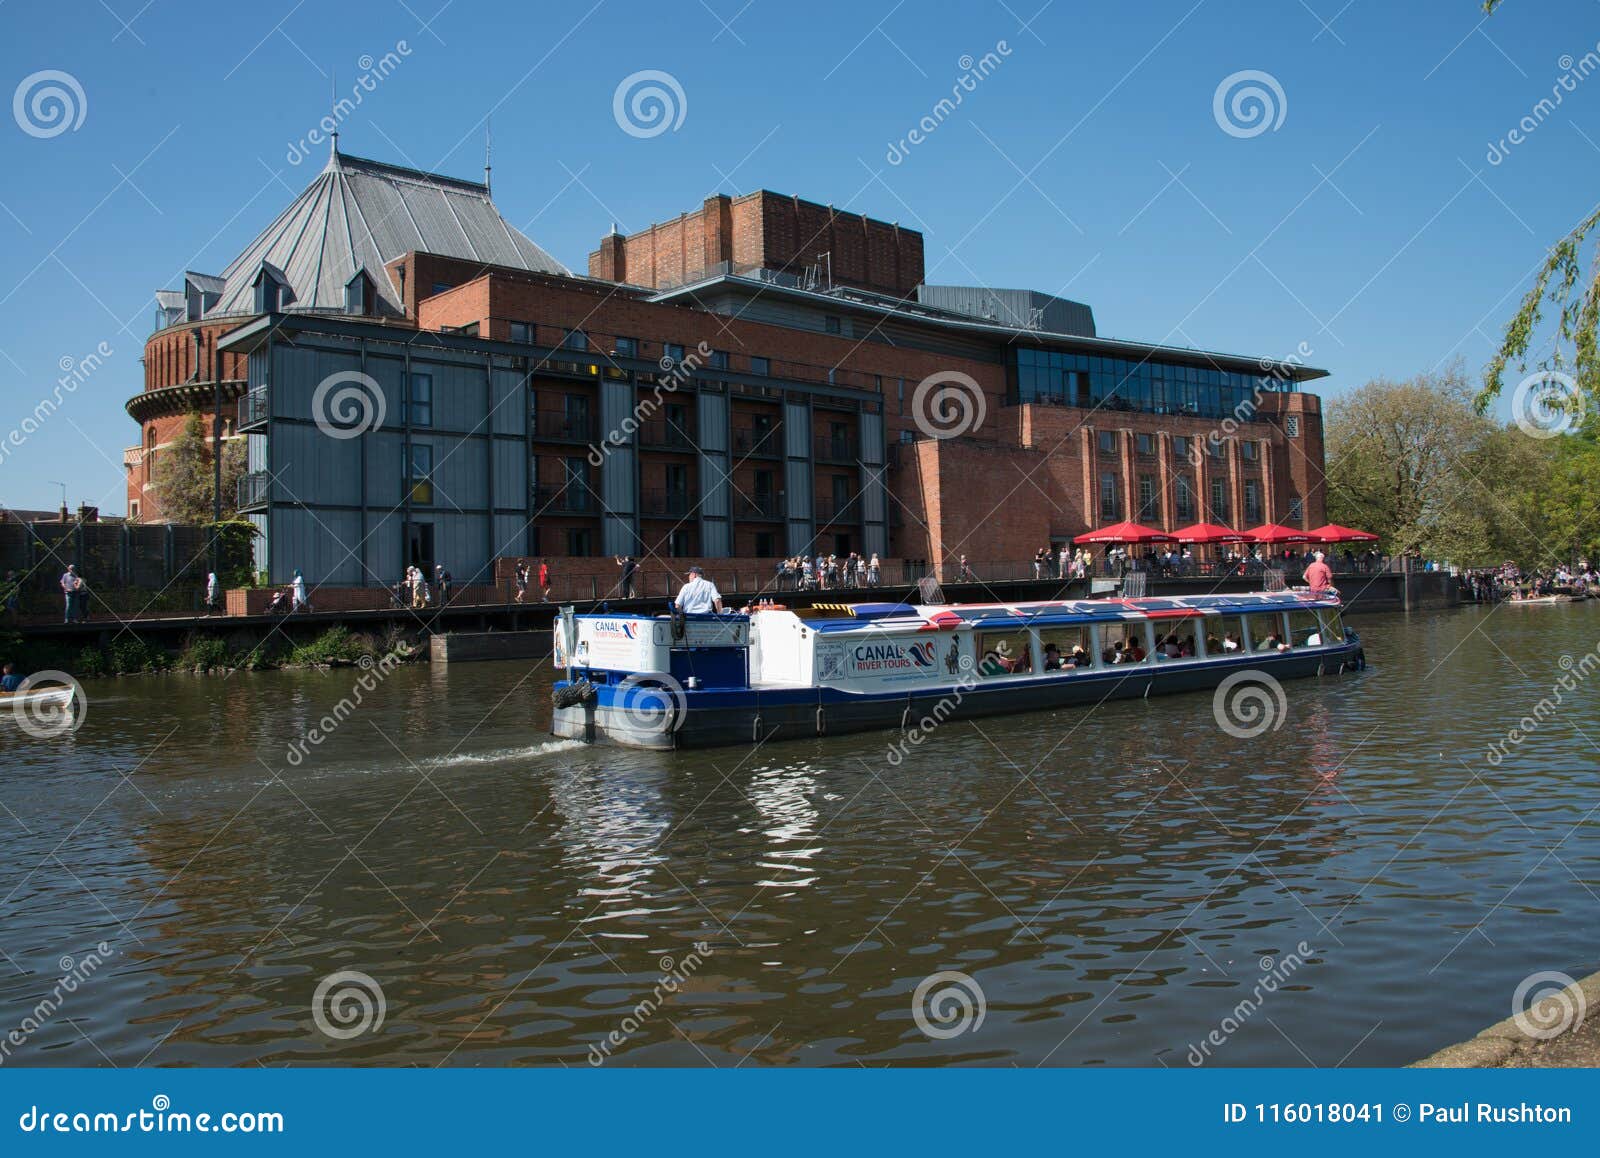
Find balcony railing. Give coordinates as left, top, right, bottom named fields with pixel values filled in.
left=640, top=488, right=695, bottom=518
left=122, top=446, right=143, bottom=469
left=734, top=492, right=784, bottom=520
left=815, top=494, right=861, bottom=523
left=638, top=420, right=695, bottom=450
left=238, top=387, right=269, bottom=429
left=534, top=484, right=596, bottom=514
left=814, top=435, right=855, bottom=463
left=531, top=410, right=596, bottom=442
left=733, top=424, right=781, bottom=457
left=237, top=471, right=271, bottom=509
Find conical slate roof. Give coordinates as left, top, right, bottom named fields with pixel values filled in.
left=203, top=150, right=568, bottom=318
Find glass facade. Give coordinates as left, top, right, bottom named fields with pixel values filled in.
left=1011, top=347, right=1296, bottom=419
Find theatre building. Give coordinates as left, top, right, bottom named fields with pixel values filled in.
left=123, top=149, right=1328, bottom=586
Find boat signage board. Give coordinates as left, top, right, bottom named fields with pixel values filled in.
left=815, top=634, right=965, bottom=688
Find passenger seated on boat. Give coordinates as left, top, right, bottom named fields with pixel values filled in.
left=1206, top=634, right=1221, bottom=652
left=1262, top=632, right=1289, bottom=652
left=1127, top=639, right=1146, bottom=662
left=1222, top=632, right=1241, bottom=651
left=1159, top=634, right=1181, bottom=658
left=1104, top=642, right=1121, bottom=664
left=1178, top=637, right=1195, bottom=658
left=1042, top=642, right=1064, bottom=671
left=1069, top=645, right=1090, bottom=668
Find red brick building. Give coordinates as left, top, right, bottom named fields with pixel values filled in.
left=125, top=150, right=1327, bottom=583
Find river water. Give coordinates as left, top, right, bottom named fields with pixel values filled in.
left=2, top=604, right=1598, bottom=1067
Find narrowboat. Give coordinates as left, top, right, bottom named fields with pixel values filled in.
left=550, top=590, right=1364, bottom=751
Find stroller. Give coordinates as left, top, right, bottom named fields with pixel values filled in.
left=265, top=588, right=291, bottom=615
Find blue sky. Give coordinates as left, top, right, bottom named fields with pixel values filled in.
left=0, top=0, right=1593, bottom=514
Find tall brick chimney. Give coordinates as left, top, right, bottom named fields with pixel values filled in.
left=590, top=226, right=627, bottom=282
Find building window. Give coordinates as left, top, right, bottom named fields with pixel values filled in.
left=1171, top=435, right=1189, bottom=460
left=409, top=373, right=433, bottom=427
left=1097, top=430, right=1116, bottom=455
left=407, top=443, right=433, bottom=505
left=509, top=321, right=533, bottom=343
left=1210, top=478, right=1229, bottom=523
left=755, top=531, right=775, bottom=556
left=1241, top=439, right=1259, bottom=462
left=1244, top=479, right=1262, bottom=522
left=1285, top=414, right=1300, bottom=438
left=567, top=528, right=593, bottom=557
left=669, top=528, right=693, bottom=556
left=1209, top=439, right=1226, bottom=460
left=708, top=350, right=729, bottom=370
left=431, top=282, right=452, bottom=295
left=825, top=315, right=841, bottom=334
left=613, top=336, right=637, bottom=357
left=897, top=378, right=906, bottom=414
left=563, top=329, right=588, bottom=351
left=1138, top=474, right=1158, bottom=520
left=1287, top=494, right=1303, bottom=524
left=1099, top=472, right=1119, bottom=521
left=1175, top=476, right=1194, bottom=520
left=664, top=342, right=685, bottom=364
left=751, top=356, right=770, bottom=376
left=1136, top=432, right=1154, bottom=456
left=456, top=321, right=479, bottom=337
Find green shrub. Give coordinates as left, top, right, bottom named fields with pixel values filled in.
left=179, top=634, right=230, bottom=671
left=288, top=626, right=369, bottom=667
left=73, top=646, right=107, bottom=678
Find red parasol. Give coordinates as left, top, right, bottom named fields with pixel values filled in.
left=1072, top=520, right=1177, bottom=544
left=1244, top=522, right=1313, bottom=544
left=1170, top=521, right=1248, bottom=544
left=1307, top=523, right=1379, bottom=544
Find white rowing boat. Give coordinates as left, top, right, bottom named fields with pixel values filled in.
left=1504, top=594, right=1579, bottom=606
left=1, top=687, right=77, bottom=712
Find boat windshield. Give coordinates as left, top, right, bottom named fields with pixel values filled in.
left=1246, top=612, right=1289, bottom=653
left=978, top=630, right=1033, bottom=677
left=1287, top=609, right=1323, bottom=647
left=1152, top=618, right=1201, bottom=660
left=1100, top=621, right=1148, bottom=665
left=1039, top=625, right=1093, bottom=672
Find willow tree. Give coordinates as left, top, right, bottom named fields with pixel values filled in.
left=1478, top=0, right=1600, bottom=414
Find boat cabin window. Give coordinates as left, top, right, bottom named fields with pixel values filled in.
left=1287, top=610, right=1324, bottom=647
left=1099, top=621, right=1149, bottom=665
left=1318, top=609, right=1345, bottom=644
left=1207, top=614, right=1246, bottom=656
left=1152, top=618, right=1201, bottom=660
left=1039, top=625, right=1094, bottom=671
left=1246, top=612, right=1289, bottom=653
left=978, top=630, right=1033, bottom=677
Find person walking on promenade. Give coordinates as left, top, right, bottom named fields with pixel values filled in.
left=514, top=561, right=530, bottom=604
left=957, top=554, right=975, bottom=582
left=206, top=570, right=220, bottom=614
left=434, top=563, right=452, bottom=605
left=867, top=553, right=881, bottom=588
left=60, top=564, right=86, bottom=623
left=616, top=555, right=639, bottom=598
left=539, top=559, right=551, bottom=601
left=291, top=569, right=310, bottom=613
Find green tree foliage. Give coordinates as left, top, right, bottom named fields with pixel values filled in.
left=1325, top=365, right=1600, bottom=564
left=151, top=411, right=247, bottom=523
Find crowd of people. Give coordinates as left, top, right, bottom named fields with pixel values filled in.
left=1461, top=561, right=1598, bottom=603
left=772, top=553, right=884, bottom=591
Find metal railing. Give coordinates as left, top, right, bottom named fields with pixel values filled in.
left=531, top=410, right=596, bottom=442
left=237, top=471, right=271, bottom=509
left=533, top=484, right=596, bottom=514
left=814, top=495, right=861, bottom=523
left=814, top=435, right=856, bottom=463
left=734, top=492, right=784, bottom=519
left=638, top=420, right=695, bottom=450
left=238, top=387, right=269, bottom=429
left=733, top=425, right=782, bottom=456
left=640, top=488, right=695, bottom=518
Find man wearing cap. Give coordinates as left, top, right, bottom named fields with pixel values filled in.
left=674, top=565, right=723, bottom=614
left=1303, top=550, right=1333, bottom=593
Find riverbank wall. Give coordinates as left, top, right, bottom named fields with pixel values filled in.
left=1412, top=968, right=1600, bottom=1068
left=4, top=570, right=1456, bottom=678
